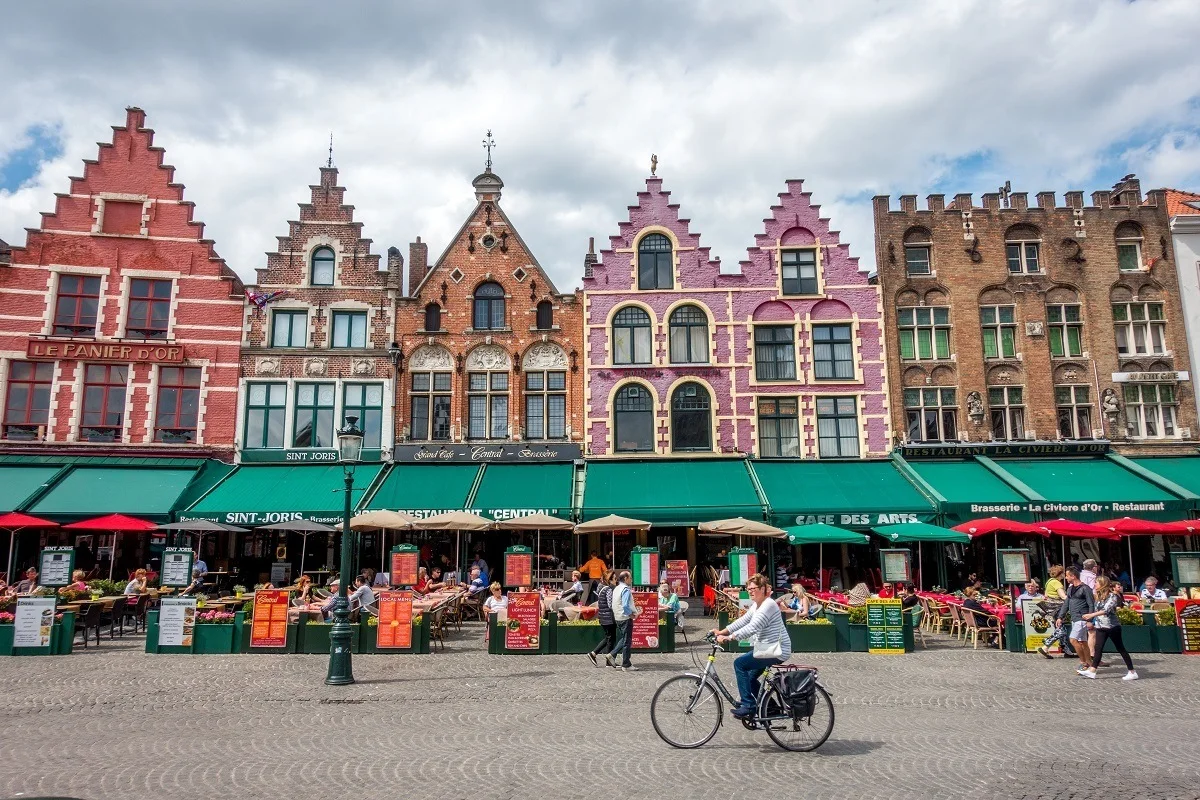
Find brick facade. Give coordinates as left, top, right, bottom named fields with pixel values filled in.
left=874, top=177, right=1198, bottom=455
left=0, top=107, right=244, bottom=459
left=394, top=168, right=584, bottom=444
left=238, top=166, right=400, bottom=460
left=583, top=175, right=890, bottom=458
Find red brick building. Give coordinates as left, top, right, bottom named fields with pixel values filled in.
left=394, top=167, right=584, bottom=447
left=0, top=107, right=245, bottom=459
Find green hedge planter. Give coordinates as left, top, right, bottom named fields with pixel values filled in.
left=0, top=625, right=11, bottom=655
left=1153, top=625, right=1183, bottom=654
left=847, top=624, right=870, bottom=652
left=298, top=623, right=361, bottom=655
left=1103, top=624, right=1153, bottom=653
left=237, top=621, right=300, bottom=654
left=193, top=624, right=235, bottom=654
left=553, top=622, right=606, bottom=654
left=787, top=623, right=836, bottom=653
left=0, top=612, right=75, bottom=656
left=358, top=614, right=431, bottom=654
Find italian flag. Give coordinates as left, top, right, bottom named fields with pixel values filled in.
left=633, top=552, right=655, bottom=586
left=731, top=553, right=754, bottom=586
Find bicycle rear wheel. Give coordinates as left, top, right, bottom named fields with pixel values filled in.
left=650, top=675, right=723, bottom=749
left=762, top=684, right=834, bottom=752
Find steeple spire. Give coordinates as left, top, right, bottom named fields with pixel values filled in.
left=482, top=129, right=495, bottom=170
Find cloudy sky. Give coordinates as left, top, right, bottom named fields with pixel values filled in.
left=3, top=0, right=1200, bottom=290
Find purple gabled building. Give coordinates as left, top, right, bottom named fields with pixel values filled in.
left=582, top=174, right=891, bottom=459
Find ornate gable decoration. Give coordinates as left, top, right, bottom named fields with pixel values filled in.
left=522, top=342, right=568, bottom=370
left=409, top=344, right=454, bottom=370
left=466, top=344, right=510, bottom=370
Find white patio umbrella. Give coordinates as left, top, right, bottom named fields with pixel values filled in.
left=336, top=510, right=414, bottom=573
left=410, top=511, right=494, bottom=577
left=494, top=513, right=575, bottom=583
left=257, top=519, right=337, bottom=579
left=574, top=514, right=652, bottom=571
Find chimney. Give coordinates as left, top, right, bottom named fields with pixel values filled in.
left=386, top=246, right=403, bottom=291
left=899, top=195, right=917, bottom=213
left=1113, top=175, right=1142, bottom=207
left=953, top=193, right=974, bottom=210
left=926, top=194, right=945, bottom=212
left=1010, top=192, right=1028, bottom=211
left=408, top=237, right=428, bottom=296
left=0, top=238, right=10, bottom=267
left=1036, top=192, right=1056, bottom=209
left=1064, top=191, right=1084, bottom=210
left=583, top=237, right=597, bottom=280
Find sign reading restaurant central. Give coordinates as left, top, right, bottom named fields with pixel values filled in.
left=26, top=339, right=185, bottom=364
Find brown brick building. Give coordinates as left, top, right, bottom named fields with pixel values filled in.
left=873, top=176, right=1197, bottom=454
left=237, top=165, right=401, bottom=462
left=394, top=167, right=584, bottom=446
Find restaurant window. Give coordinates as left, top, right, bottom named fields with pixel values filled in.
left=271, top=310, right=308, bottom=348
left=331, top=310, right=368, bottom=348
left=904, top=228, right=932, bottom=276
left=614, top=384, right=654, bottom=453
left=424, top=303, right=442, bottom=332
left=897, top=306, right=951, bottom=361
left=525, top=371, right=566, bottom=440
left=53, top=275, right=102, bottom=337
left=3, top=361, right=52, bottom=441
left=671, top=382, right=711, bottom=452
left=410, top=372, right=451, bottom=441
left=781, top=249, right=819, bottom=295
left=1124, top=383, right=1177, bottom=439
left=904, top=387, right=957, bottom=442
left=244, top=383, right=287, bottom=449
left=1005, top=230, right=1041, bottom=273
left=467, top=371, right=508, bottom=439
left=668, top=305, right=708, bottom=364
left=344, top=383, right=384, bottom=449
left=80, top=364, right=128, bottom=443
left=988, top=386, right=1025, bottom=441
left=754, top=325, right=796, bottom=381
left=816, top=397, right=859, bottom=457
left=311, top=246, right=335, bottom=286
left=536, top=301, right=554, bottom=331
left=472, top=281, right=506, bottom=330
left=154, top=366, right=201, bottom=443
left=637, top=233, right=673, bottom=290
left=293, top=383, right=336, bottom=448
left=1113, top=302, right=1166, bottom=356
left=1047, top=304, right=1083, bottom=357
left=757, top=397, right=799, bottom=458
left=126, top=279, right=172, bottom=339
left=980, top=305, right=1016, bottom=359
left=813, top=324, right=854, bottom=380
left=1055, top=385, right=1093, bottom=440
left=1116, top=222, right=1144, bottom=271
left=613, top=306, right=652, bottom=365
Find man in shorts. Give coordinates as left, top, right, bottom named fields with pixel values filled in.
left=1054, top=567, right=1095, bottom=670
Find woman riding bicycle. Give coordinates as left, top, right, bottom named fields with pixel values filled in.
left=712, top=573, right=791, bottom=719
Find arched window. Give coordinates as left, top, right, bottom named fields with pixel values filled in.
left=612, top=307, right=652, bottom=365
left=668, top=305, right=708, bottom=364
left=614, top=384, right=654, bottom=453
left=311, top=247, right=335, bottom=286
left=536, top=300, right=553, bottom=330
left=1115, top=221, right=1144, bottom=271
left=903, top=227, right=932, bottom=275
left=424, top=302, right=441, bottom=332
left=1004, top=225, right=1041, bottom=274
left=638, top=233, right=673, bottom=290
left=671, top=382, right=712, bottom=452
left=473, top=282, right=505, bottom=330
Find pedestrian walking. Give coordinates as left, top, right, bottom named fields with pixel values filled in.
left=1079, top=576, right=1138, bottom=680
left=605, top=570, right=639, bottom=672
left=587, top=570, right=617, bottom=667
left=1053, top=567, right=1095, bottom=671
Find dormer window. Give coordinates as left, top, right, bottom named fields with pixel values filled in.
left=637, top=233, right=673, bottom=290
left=781, top=249, right=819, bottom=295
left=1115, top=221, right=1144, bottom=271
left=473, top=282, right=505, bottom=330
left=424, top=303, right=442, bottom=332
left=311, top=247, right=335, bottom=286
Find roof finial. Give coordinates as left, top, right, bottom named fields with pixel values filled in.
left=327, top=132, right=334, bottom=168
left=482, top=129, right=495, bottom=170
left=650, top=153, right=658, bottom=176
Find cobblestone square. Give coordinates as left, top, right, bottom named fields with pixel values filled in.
left=1, top=625, right=1198, bottom=800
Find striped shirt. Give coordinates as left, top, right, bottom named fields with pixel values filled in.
left=726, top=598, right=792, bottom=659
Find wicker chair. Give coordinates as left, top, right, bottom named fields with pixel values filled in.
left=962, top=608, right=1002, bottom=649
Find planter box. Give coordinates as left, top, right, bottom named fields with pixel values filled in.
left=829, top=613, right=851, bottom=651
left=787, top=623, right=837, bottom=653
left=847, top=624, right=870, bottom=652
left=487, top=615, right=552, bottom=654
left=554, top=622, right=606, bottom=654
left=359, top=614, right=431, bottom=654
left=0, top=625, right=11, bottom=655
left=299, top=623, right=361, bottom=655
left=1104, top=624, right=1153, bottom=653
left=1154, top=625, right=1183, bottom=654
left=1, top=612, right=75, bottom=656
left=193, top=624, right=235, bottom=654
left=1005, top=615, right=1024, bottom=653
left=237, top=622, right=300, bottom=654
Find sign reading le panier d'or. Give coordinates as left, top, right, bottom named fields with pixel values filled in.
left=27, top=339, right=184, bottom=364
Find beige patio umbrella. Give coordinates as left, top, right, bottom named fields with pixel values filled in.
left=411, top=511, right=494, bottom=576
left=337, top=510, right=415, bottom=575
left=698, top=518, right=786, bottom=538
left=495, top=513, right=575, bottom=583
left=574, top=514, right=652, bottom=572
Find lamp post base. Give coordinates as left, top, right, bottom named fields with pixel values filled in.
left=325, top=597, right=355, bottom=685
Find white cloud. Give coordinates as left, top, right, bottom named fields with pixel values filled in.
left=2, top=0, right=1200, bottom=286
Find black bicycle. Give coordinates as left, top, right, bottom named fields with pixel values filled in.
left=650, top=633, right=834, bottom=751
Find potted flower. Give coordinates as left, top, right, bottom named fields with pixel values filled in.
left=232, top=585, right=247, bottom=599
left=1153, top=606, right=1182, bottom=654
left=191, top=609, right=236, bottom=654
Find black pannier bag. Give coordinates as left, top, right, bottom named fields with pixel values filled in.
left=773, top=669, right=816, bottom=718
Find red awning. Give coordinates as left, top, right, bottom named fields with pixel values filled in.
left=1037, top=518, right=1121, bottom=540
left=953, top=517, right=1049, bottom=538
left=63, top=513, right=158, bottom=531
left=0, top=512, right=58, bottom=530
left=1093, top=517, right=1184, bottom=536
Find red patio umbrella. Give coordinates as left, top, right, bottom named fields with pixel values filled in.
left=1161, top=520, right=1198, bottom=534
left=1038, top=518, right=1120, bottom=567
left=953, top=517, right=1049, bottom=538
left=1094, top=517, right=1190, bottom=589
left=0, top=512, right=58, bottom=583
left=64, top=514, right=158, bottom=579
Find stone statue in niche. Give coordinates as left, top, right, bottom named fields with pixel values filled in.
left=966, top=391, right=984, bottom=423
left=304, top=358, right=328, bottom=377
left=409, top=344, right=453, bottom=371
left=1102, top=388, right=1120, bottom=418
left=256, top=357, right=281, bottom=377
left=467, top=344, right=510, bottom=370
left=522, top=342, right=568, bottom=370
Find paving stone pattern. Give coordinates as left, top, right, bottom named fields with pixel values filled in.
left=1, top=625, right=1198, bottom=800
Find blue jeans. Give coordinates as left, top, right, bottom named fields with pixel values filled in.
left=733, top=652, right=781, bottom=711
left=609, top=619, right=633, bottom=666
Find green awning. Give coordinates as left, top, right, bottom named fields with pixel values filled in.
left=363, top=464, right=480, bottom=518
left=990, top=458, right=1187, bottom=521
left=753, top=460, right=937, bottom=529
left=785, top=523, right=870, bottom=545
left=872, top=522, right=971, bottom=543
left=0, top=466, right=62, bottom=512
left=903, top=459, right=1034, bottom=522
left=1131, top=457, right=1200, bottom=502
left=29, top=466, right=200, bottom=521
left=186, top=464, right=383, bottom=525
left=581, top=459, right=764, bottom=526
left=470, top=463, right=573, bottom=521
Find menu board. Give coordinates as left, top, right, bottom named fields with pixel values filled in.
left=631, top=549, right=660, bottom=588
left=13, top=597, right=55, bottom=649
left=504, top=548, right=533, bottom=588
left=389, top=546, right=419, bottom=587
left=250, top=589, right=291, bottom=648
left=632, top=592, right=660, bottom=650
left=1176, top=598, right=1200, bottom=654
left=376, top=591, right=413, bottom=649
left=160, top=548, right=194, bottom=588
left=269, top=562, right=292, bottom=586
left=1022, top=599, right=1058, bottom=653
left=1174, top=553, right=1200, bottom=587
left=998, top=549, right=1031, bottom=584
left=504, top=591, right=542, bottom=650
left=159, top=597, right=197, bottom=648
left=665, top=560, right=690, bottom=597
left=39, top=547, right=74, bottom=588
left=866, top=598, right=905, bottom=654
left=879, top=549, right=912, bottom=584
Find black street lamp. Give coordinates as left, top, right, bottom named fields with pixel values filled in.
left=326, top=415, right=364, bottom=686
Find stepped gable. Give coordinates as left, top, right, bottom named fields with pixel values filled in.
left=739, top=178, right=865, bottom=283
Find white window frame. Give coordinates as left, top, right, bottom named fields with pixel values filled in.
left=1113, top=302, right=1166, bottom=356
left=1124, top=383, right=1178, bottom=439
left=1005, top=238, right=1042, bottom=273
left=987, top=386, right=1025, bottom=441
left=1054, top=385, right=1093, bottom=440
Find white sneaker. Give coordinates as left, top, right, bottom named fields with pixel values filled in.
left=1122, top=671, right=1139, bottom=681
left=1079, top=669, right=1096, bottom=679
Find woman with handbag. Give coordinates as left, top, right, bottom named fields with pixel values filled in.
left=712, top=573, right=792, bottom=720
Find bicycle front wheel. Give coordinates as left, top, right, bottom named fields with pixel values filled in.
left=762, top=684, right=834, bottom=752
left=650, top=675, right=723, bottom=749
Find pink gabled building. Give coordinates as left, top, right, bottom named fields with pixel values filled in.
left=582, top=174, right=891, bottom=459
